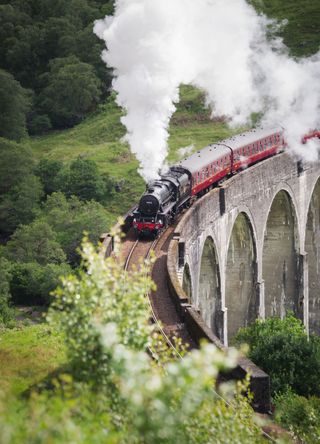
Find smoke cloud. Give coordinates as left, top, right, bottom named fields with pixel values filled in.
left=94, top=0, right=320, bottom=181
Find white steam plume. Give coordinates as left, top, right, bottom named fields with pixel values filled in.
left=94, top=0, right=320, bottom=181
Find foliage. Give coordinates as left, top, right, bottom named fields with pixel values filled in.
left=42, top=192, right=112, bottom=265
left=4, top=220, right=66, bottom=266
left=55, top=156, right=113, bottom=202
left=10, top=262, right=71, bottom=305
left=0, top=69, right=31, bottom=140
left=0, top=257, right=14, bottom=326
left=0, top=0, right=319, bottom=137
left=0, top=175, right=43, bottom=237
left=0, top=0, right=114, bottom=133
left=35, top=158, right=63, bottom=196
left=48, top=236, right=155, bottom=382
left=0, top=139, right=41, bottom=238
left=234, top=314, right=320, bottom=396
left=45, top=238, right=262, bottom=443
left=0, top=138, right=34, bottom=196
left=28, top=114, right=52, bottom=135
left=39, top=56, right=102, bottom=128
left=274, top=390, right=320, bottom=443
left=249, top=0, right=320, bottom=57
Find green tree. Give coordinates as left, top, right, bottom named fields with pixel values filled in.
left=0, top=175, right=43, bottom=237
left=234, top=314, right=320, bottom=396
left=5, top=220, right=66, bottom=265
left=0, top=69, right=31, bottom=140
left=0, top=257, right=14, bottom=325
left=35, top=159, right=63, bottom=196
left=40, top=56, right=102, bottom=127
left=56, top=157, right=112, bottom=202
left=42, top=192, right=111, bottom=265
left=0, top=138, right=34, bottom=196
left=10, top=261, right=71, bottom=305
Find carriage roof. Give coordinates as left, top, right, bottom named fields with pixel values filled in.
left=177, top=126, right=283, bottom=174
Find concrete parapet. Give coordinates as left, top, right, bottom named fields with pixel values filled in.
left=100, top=207, right=135, bottom=258
left=167, top=238, right=271, bottom=412
left=167, top=236, right=189, bottom=318
left=186, top=306, right=270, bottom=413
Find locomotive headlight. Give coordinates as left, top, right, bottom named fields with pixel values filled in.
left=159, top=219, right=163, bottom=225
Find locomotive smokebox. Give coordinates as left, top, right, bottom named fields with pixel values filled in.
left=138, top=194, right=160, bottom=216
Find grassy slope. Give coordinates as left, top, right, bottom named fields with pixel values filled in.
left=0, top=324, right=66, bottom=395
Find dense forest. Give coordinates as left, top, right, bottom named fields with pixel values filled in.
left=0, top=0, right=320, bottom=442
left=0, top=0, right=117, bottom=322
left=0, top=0, right=114, bottom=139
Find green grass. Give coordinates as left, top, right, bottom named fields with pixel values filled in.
left=249, top=0, right=320, bottom=57
left=0, top=324, right=66, bottom=395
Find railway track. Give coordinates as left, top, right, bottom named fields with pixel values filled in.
left=123, top=230, right=184, bottom=359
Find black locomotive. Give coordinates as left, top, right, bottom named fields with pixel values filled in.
left=132, top=166, right=191, bottom=236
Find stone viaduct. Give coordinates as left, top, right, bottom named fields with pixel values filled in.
left=168, top=151, right=320, bottom=346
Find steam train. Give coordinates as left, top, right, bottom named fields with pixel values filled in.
left=132, top=127, right=320, bottom=237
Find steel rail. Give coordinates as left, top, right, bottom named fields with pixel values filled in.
left=123, top=234, right=183, bottom=359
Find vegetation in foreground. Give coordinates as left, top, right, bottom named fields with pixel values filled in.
left=0, top=238, right=263, bottom=443
left=234, top=314, right=320, bottom=442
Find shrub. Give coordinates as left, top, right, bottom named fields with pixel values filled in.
left=28, top=114, right=52, bottom=135
left=0, top=175, right=43, bottom=237
left=39, top=56, right=102, bottom=127
left=0, top=69, right=31, bottom=140
left=0, top=257, right=14, bottom=326
left=42, top=192, right=112, bottom=265
left=0, top=138, right=34, bottom=196
left=35, top=159, right=63, bottom=196
left=5, top=220, right=66, bottom=266
left=55, top=157, right=113, bottom=202
left=234, top=314, right=320, bottom=396
left=275, top=390, right=320, bottom=443
left=10, top=262, right=71, bottom=305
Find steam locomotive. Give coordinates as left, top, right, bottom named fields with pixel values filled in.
left=132, top=127, right=320, bottom=237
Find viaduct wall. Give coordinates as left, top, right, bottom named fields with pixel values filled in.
left=168, top=152, right=320, bottom=346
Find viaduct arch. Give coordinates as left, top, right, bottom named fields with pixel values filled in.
left=170, top=152, right=320, bottom=345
